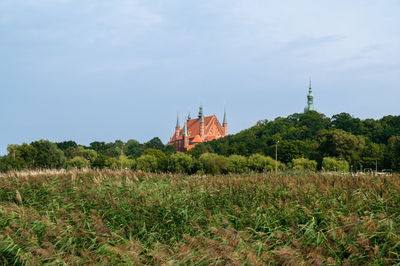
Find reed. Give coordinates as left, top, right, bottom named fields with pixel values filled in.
left=0, top=170, right=399, bottom=264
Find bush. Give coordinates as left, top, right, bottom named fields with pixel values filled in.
left=136, top=155, right=158, bottom=172
left=322, top=157, right=349, bottom=172
left=247, top=154, right=278, bottom=172
left=66, top=156, right=90, bottom=169
left=292, top=158, right=317, bottom=171
left=198, top=153, right=228, bottom=175
left=168, top=152, right=194, bottom=173
left=120, top=156, right=136, bottom=170
left=227, top=155, right=248, bottom=173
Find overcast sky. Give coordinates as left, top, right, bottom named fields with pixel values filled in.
left=0, top=0, right=399, bottom=154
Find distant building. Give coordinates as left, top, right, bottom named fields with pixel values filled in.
left=304, top=79, right=316, bottom=113
left=168, top=106, right=228, bottom=152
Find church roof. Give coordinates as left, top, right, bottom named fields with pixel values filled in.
left=184, top=115, right=224, bottom=137
left=192, top=135, right=203, bottom=143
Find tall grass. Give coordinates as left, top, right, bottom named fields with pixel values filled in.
left=1, top=170, right=399, bottom=264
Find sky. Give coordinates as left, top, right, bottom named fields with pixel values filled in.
left=0, top=0, right=399, bottom=154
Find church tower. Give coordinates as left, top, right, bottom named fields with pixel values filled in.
left=223, top=107, right=228, bottom=136
left=304, top=79, right=316, bottom=113
left=184, top=122, right=189, bottom=148
left=199, top=105, right=204, bottom=137
left=175, top=115, right=180, bottom=138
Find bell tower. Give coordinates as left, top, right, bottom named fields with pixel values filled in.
left=304, top=78, right=316, bottom=113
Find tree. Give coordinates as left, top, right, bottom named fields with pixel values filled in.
left=56, top=141, right=78, bottom=151
left=144, top=137, right=165, bottom=151
left=331, top=113, right=362, bottom=135
left=89, top=141, right=107, bottom=153
left=168, top=152, right=194, bottom=173
left=322, top=157, right=349, bottom=172
left=124, top=139, right=143, bottom=158
left=320, top=129, right=365, bottom=165
left=387, top=136, right=400, bottom=171
left=31, top=140, right=66, bottom=169
left=92, top=154, right=112, bottom=169
left=291, top=158, right=317, bottom=171
left=136, top=155, right=158, bottom=172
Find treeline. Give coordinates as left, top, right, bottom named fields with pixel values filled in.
left=190, top=111, right=400, bottom=172
left=0, top=137, right=349, bottom=174
left=1, top=111, right=400, bottom=173
left=0, top=137, right=173, bottom=172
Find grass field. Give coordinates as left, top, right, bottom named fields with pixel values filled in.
left=1, top=170, right=399, bottom=265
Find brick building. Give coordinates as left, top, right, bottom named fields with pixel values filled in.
left=168, top=106, right=228, bottom=152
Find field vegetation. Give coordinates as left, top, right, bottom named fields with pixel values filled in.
left=1, top=170, right=399, bottom=264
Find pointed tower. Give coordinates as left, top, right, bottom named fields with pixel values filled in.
left=184, top=122, right=189, bottom=149
left=199, top=105, right=205, bottom=137
left=175, top=115, right=180, bottom=138
left=223, top=107, right=228, bottom=136
left=304, top=79, right=316, bottom=113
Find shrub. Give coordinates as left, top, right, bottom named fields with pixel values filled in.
left=227, top=155, right=248, bottom=173
left=198, top=153, right=228, bottom=175
left=136, top=155, right=158, bottom=172
left=291, top=158, right=317, bottom=171
left=247, top=154, right=277, bottom=172
left=66, top=156, right=90, bottom=169
left=168, top=152, right=194, bottom=173
left=322, top=157, right=349, bottom=172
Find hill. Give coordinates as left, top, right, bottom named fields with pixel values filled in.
left=190, top=111, right=400, bottom=171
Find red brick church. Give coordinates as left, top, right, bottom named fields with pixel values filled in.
left=168, top=106, right=228, bottom=152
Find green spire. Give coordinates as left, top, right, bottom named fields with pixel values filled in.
left=176, top=114, right=180, bottom=128
left=188, top=112, right=191, bottom=120
left=304, top=78, right=316, bottom=113
left=184, top=122, right=188, bottom=137
left=198, top=105, right=204, bottom=123
left=223, top=107, right=227, bottom=124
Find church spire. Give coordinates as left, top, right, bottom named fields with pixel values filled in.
left=223, top=106, right=228, bottom=136
left=198, top=105, right=204, bottom=123
left=304, top=78, right=316, bottom=113
left=184, top=121, right=188, bottom=137
left=223, top=107, right=227, bottom=125
left=176, top=114, right=180, bottom=128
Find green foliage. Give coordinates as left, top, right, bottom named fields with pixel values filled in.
left=388, top=136, right=400, bottom=171
left=168, top=152, right=194, bottom=173
left=1, top=171, right=400, bottom=264
left=322, top=157, right=350, bottom=172
left=143, top=148, right=166, bottom=159
left=198, top=153, right=228, bottom=175
left=66, top=156, right=90, bottom=169
left=144, top=137, right=165, bottom=151
left=92, top=154, right=112, bottom=169
left=227, top=155, right=248, bottom=173
left=124, top=139, right=143, bottom=158
left=320, top=129, right=365, bottom=165
left=247, top=154, right=276, bottom=172
left=2, top=112, right=400, bottom=173
left=291, top=158, right=317, bottom=171
left=31, top=140, right=66, bottom=169
left=136, top=154, right=158, bottom=172
left=119, top=155, right=136, bottom=170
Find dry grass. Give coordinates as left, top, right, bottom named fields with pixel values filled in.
left=0, top=170, right=399, bottom=264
